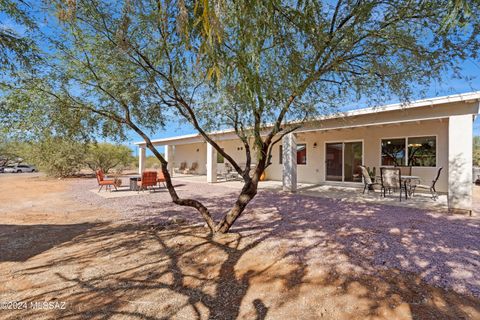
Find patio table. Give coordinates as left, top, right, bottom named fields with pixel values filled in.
left=402, top=175, right=420, bottom=198
left=375, top=175, right=420, bottom=199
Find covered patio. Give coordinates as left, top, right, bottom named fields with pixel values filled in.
left=92, top=173, right=450, bottom=212
left=134, top=92, right=480, bottom=214
left=172, top=174, right=450, bottom=212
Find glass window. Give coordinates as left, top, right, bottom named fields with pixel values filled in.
left=297, top=144, right=307, bottom=165
left=279, top=144, right=307, bottom=165
left=381, top=138, right=406, bottom=166
left=408, top=136, right=436, bottom=166
left=217, top=148, right=224, bottom=164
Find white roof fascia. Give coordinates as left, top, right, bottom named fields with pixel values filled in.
left=134, top=91, right=480, bottom=146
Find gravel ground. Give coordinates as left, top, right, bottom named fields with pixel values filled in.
left=72, top=178, right=480, bottom=298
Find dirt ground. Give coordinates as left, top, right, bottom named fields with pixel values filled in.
left=0, top=174, right=479, bottom=320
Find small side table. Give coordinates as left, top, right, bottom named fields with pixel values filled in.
left=130, top=177, right=141, bottom=191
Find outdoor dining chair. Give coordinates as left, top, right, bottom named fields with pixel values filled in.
left=138, top=171, right=158, bottom=192
left=410, top=167, right=443, bottom=200
left=157, top=170, right=166, bottom=188
left=395, top=165, right=412, bottom=176
left=359, top=165, right=380, bottom=194
left=95, top=169, right=118, bottom=192
left=380, top=167, right=407, bottom=201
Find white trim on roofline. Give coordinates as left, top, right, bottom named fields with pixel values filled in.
left=134, top=91, right=480, bottom=146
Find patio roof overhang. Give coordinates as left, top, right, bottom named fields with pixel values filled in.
left=134, top=91, right=480, bottom=147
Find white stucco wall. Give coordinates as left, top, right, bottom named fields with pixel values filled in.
left=265, top=119, right=449, bottom=192
left=173, top=143, right=207, bottom=174
left=448, top=115, right=473, bottom=211
left=146, top=100, right=478, bottom=195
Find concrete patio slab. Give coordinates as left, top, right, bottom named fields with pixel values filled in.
left=171, top=174, right=449, bottom=212
left=90, top=174, right=449, bottom=212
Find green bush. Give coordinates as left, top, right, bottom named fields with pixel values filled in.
left=85, top=143, right=134, bottom=174
left=130, top=155, right=164, bottom=170
left=474, top=136, right=480, bottom=167
left=30, top=137, right=87, bottom=177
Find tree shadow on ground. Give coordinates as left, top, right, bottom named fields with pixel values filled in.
left=0, top=223, right=102, bottom=262
left=1, top=188, right=479, bottom=319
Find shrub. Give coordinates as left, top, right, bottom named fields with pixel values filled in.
left=30, top=138, right=87, bottom=177
left=85, top=143, right=134, bottom=174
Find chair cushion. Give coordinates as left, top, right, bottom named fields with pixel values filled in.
left=99, top=180, right=115, bottom=185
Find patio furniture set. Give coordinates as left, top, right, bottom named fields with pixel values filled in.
left=96, top=169, right=167, bottom=193
left=219, top=162, right=241, bottom=181
left=359, top=165, right=443, bottom=201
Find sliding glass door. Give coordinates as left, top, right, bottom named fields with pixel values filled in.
left=326, top=143, right=343, bottom=181
left=344, top=142, right=363, bottom=182
left=326, top=141, right=363, bottom=182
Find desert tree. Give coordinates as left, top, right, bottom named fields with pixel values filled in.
left=85, top=143, right=134, bottom=174
left=0, top=0, right=38, bottom=77
left=3, top=0, right=480, bottom=233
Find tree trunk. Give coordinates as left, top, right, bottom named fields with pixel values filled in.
left=215, top=156, right=267, bottom=234
left=127, top=121, right=217, bottom=232
left=215, top=178, right=258, bottom=233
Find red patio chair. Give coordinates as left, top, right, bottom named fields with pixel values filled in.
left=96, top=169, right=118, bottom=192
left=138, top=171, right=157, bottom=192
left=157, top=170, right=166, bottom=188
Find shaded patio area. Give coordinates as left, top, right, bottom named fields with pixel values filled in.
left=92, top=173, right=450, bottom=212
left=176, top=174, right=451, bottom=212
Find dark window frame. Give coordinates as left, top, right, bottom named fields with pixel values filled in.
left=381, top=136, right=437, bottom=167
left=381, top=138, right=406, bottom=166
left=297, top=143, right=307, bottom=165
left=407, top=136, right=437, bottom=167
left=279, top=143, right=307, bottom=165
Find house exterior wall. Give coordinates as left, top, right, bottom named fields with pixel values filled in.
left=173, top=140, right=249, bottom=174
left=216, top=139, right=248, bottom=165
left=265, top=119, right=449, bottom=192
left=173, top=143, right=207, bottom=174
left=138, top=95, right=479, bottom=211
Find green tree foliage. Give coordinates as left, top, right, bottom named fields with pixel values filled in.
left=85, top=143, right=134, bottom=174
left=0, top=138, right=25, bottom=166
left=27, top=137, right=87, bottom=177
left=2, top=0, right=480, bottom=233
left=473, top=136, right=480, bottom=166
left=0, top=0, right=37, bottom=76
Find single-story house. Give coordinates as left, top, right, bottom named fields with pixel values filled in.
left=134, top=92, right=480, bottom=214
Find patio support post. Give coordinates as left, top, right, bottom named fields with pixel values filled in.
left=138, top=146, right=146, bottom=175
left=165, top=145, right=174, bottom=176
left=448, top=114, right=473, bottom=214
left=207, top=142, right=217, bottom=183
left=282, top=133, right=297, bottom=192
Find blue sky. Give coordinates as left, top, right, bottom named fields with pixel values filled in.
left=2, top=10, right=480, bottom=156
left=135, top=58, right=480, bottom=156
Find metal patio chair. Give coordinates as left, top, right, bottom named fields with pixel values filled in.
left=380, top=167, right=407, bottom=201
left=410, top=167, right=443, bottom=200
left=359, top=165, right=380, bottom=194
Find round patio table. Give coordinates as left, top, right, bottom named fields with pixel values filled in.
left=375, top=175, right=420, bottom=199
left=402, top=175, right=420, bottom=198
